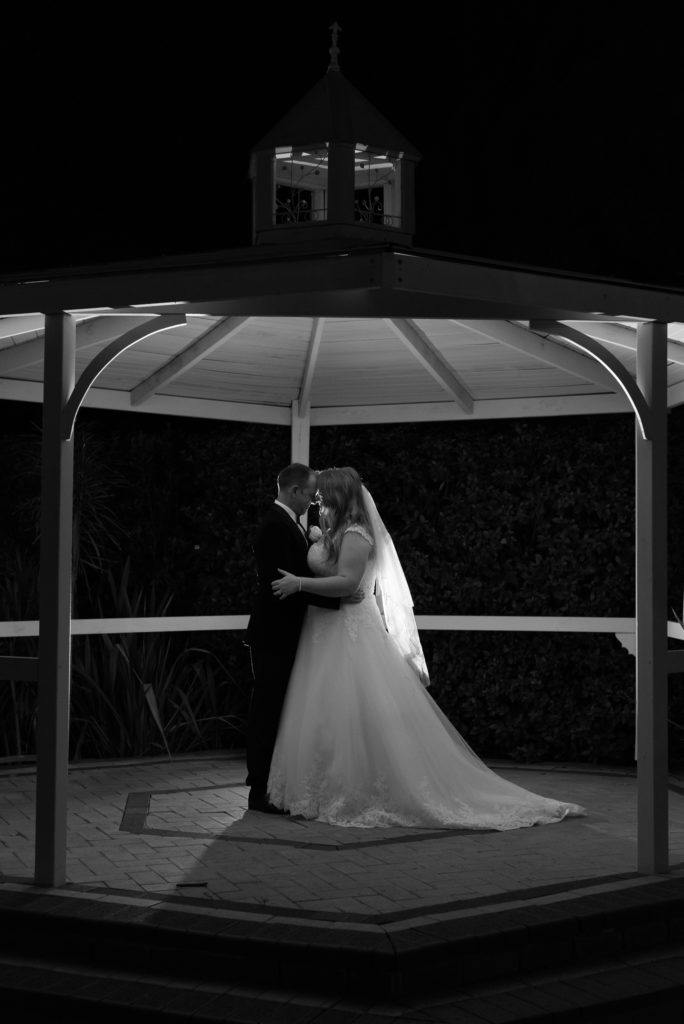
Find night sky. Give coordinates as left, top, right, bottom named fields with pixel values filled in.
left=2, top=9, right=681, bottom=286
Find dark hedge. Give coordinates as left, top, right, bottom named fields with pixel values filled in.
left=2, top=403, right=684, bottom=764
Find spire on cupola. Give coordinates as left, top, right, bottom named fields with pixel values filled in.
left=249, top=23, right=421, bottom=247
left=328, top=20, right=341, bottom=72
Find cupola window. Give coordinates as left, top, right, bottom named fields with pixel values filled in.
left=273, top=145, right=328, bottom=225
left=353, top=145, right=402, bottom=228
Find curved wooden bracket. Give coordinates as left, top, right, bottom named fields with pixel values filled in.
left=530, top=320, right=653, bottom=439
left=61, top=315, right=186, bottom=439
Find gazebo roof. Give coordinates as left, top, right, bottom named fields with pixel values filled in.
left=3, top=44, right=680, bottom=432
left=1, top=242, right=683, bottom=427
left=252, top=69, right=421, bottom=160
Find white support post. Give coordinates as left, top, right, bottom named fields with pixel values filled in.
left=290, top=399, right=311, bottom=466
left=35, top=313, right=75, bottom=886
left=635, top=321, right=669, bottom=874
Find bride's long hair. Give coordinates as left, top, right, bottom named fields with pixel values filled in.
left=316, top=466, right=374, bottom=563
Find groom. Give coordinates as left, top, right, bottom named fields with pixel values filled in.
left=245, top=462, right=340, bottom=814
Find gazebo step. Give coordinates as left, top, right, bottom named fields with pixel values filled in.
left=2, top=952, right=684, bottom=1023
left=1, top=881, right=684, bottom=998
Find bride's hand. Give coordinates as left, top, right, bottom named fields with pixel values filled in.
left=272, top=569, right=300, bottom=600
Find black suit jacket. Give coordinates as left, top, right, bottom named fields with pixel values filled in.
left=246, top=504, right=339, bottom=656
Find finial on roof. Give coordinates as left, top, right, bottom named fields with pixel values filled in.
left=328, top=21, right=341, bottom=71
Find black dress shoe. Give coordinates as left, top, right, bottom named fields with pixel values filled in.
left=248, top=792, right=287, bottom=814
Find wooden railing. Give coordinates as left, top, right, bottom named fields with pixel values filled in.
left=3, top=614, right=684, bottom=683
left=0, top=614, right=645, bottom=683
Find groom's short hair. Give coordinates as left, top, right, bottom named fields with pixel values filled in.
left=277, top=463, right=314, bottom=492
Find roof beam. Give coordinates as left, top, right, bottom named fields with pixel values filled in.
left=385, top=317, right=473, bottom=413
left=390, top=251, right=684, bottom=323
left=451, top=319, right=617, bottom=392
left=562, top=320, right=684, bottom=366
left=0, top=250, right=384, bottom=318
left=0, top=314, right=156, bottom=374
left=130, top=316, right=251, bottom=406
left=0, top=315, right=46, bottom=340
left=0, top=313, right=98, bottom=341
left=0, top=376, right=630, bottom=423
left=298, top=317, right=324, bottom=411
left=311, top=393, right=628, bottom=425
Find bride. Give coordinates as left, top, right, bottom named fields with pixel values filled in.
left=269, top=466, right=585, bottom=829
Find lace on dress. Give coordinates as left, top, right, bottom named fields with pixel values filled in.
left=342, top=524, right=376, bottom=642
left=344, top=523, right=374, bottom=546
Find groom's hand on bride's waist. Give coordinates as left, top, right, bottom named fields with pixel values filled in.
left=342, top=587, right=364, bottom=604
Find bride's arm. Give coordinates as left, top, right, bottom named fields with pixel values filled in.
left=272, top=532, right=370, bottom=599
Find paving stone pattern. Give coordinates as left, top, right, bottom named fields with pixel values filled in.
left=3, top=753, right=684, bottom=918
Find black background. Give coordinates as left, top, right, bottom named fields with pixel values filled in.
left=2, top=7, right=681, bottom=284
left=1, top=8, right=682, bottom=763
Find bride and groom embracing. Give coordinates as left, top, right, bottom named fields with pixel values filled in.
left=245, top=463, right=585, bottom=829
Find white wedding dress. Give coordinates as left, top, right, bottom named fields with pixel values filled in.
left=268, top=526, right=586, bottom=830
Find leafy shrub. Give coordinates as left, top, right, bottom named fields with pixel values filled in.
left=3, top=402, right=684, bottom=765
left=69, top=560, right=250, bottom=759
left=0, top=558, right=250, bottom=761
left=0, top=552, right=39, bottom=760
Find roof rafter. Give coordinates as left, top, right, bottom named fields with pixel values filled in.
left=451, top=319, right=617, bottom=392
left=298, top=317, right=324, bottom=411
left=385, top=317, right=473, bottom=413
left=130, top=316, right=251, bottom=406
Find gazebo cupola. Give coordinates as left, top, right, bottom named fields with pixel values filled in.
left=249, top=24, right=421, bottom=247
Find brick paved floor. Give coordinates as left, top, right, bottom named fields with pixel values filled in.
left=2, top=751, right=684, bottom=919
left=6, top=754, right=684, bottom=1019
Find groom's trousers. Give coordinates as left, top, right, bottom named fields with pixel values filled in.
left=245, top=643, right=298, bottom=796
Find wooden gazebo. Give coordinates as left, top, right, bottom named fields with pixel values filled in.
left=1, top=52, right=682, bottom=885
